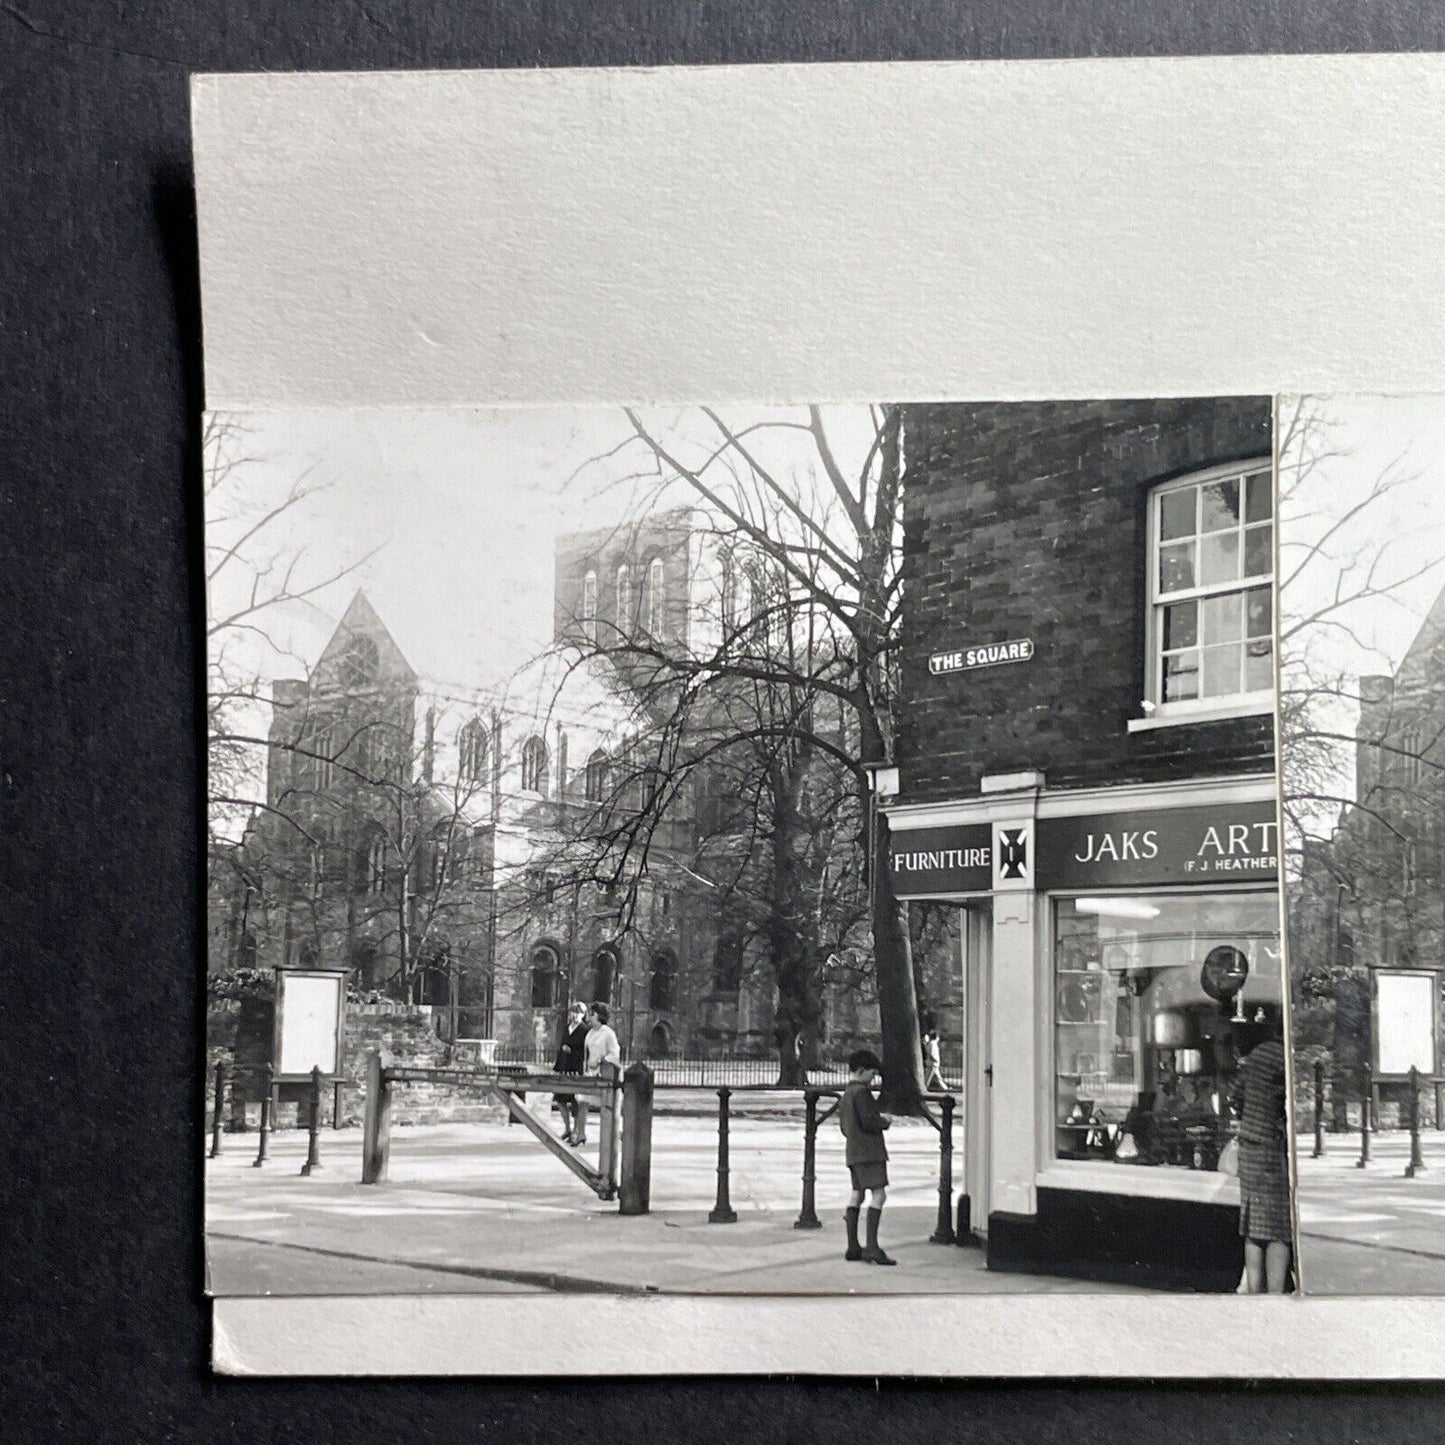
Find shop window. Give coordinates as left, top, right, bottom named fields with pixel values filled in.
left=649, top=951, right=677, bottom=1010
left=646, top=556, right=666, bottom=637
left=521, top=736, right=549, bottom=796
left=581, top=568, right=598, bottom=646
left=530, top=945, right=561, bottom=1009
left=1053, top=891, right=1282, bottom=1173
left=1145, top=463, right=1273, bottom=718
left=585, top=749, right=610, bottom=803
left=458, top=719, right=489, bottom=785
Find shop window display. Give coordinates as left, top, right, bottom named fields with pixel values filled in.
left=1054, top=891, right=1281, bottom=1171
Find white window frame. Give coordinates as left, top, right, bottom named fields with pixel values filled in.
left=1131, top=459, right=1275, bottom=732
left=615, top=564, right=632, bottom=638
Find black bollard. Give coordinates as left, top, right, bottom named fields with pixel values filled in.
left=708, top=1087, right=737, bottom=1223
left=930, top=1094, right=958, bottom=1245
left=300, top=1065, right=325, bottom=1176
left=1406, top=1065, right=1427, bottom=1178
left=794, top=1090, right=822, bottom=1230
left=1357, top=1082, right=1372, bottom=1168
left=1312, top=1059, right=1326, bottom=1158
left=208, top=1061, right=226, bottom=1158
left=253, top=1062, right=273, bottom=1167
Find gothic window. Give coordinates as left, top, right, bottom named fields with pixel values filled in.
left=1402, top=728, right=1424, bottom=787
left=581, top=569, right=598, bottom=646
left=585, top=749, right=610, bottom=803
left=1146, top=462, right=1273, bottom=716
left=521, top=735, right=549, bottom=796
left=530, top=944, right=561, bottom=1008
left=647, top=556, right=666, bottom=637
left=590, top=947, right=618, bottom=1004
left=459, top=718, right=489, bottom=785
left=338, top=635, right=379, bottom=689
left=649, top=951, right=677, bottom=1011
left=615, top=563, right=633, bottom=636
left=712, top=930, right=744, bottom=995
left=359, top=830, right=387, bottom=895
left=312, top=721, right=335, bottom=790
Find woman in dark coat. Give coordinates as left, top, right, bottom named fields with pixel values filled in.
left=553, top=1002, right=589, bottom=1146
left=1229, top=1007, right=1292, bottom=1293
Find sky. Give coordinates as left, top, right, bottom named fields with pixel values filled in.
left=205, top=402, right=879, bottom=699
left=1279, top=393, right=1445, bottom=828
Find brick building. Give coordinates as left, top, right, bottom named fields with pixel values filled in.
left=884, top=397, right=1283, bottom=1290
left=1291, top=583, right=1445, bottom=1122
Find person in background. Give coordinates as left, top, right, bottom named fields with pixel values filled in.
left=553, top=1001, right=589, bottom=1146
left=1229, top=1005, right=1292, bottom=1293
left=572, top=1002, right=621, bottom=1148
left=839, top=1048, right=895, bottom=1266
left=922, top=1028, right=947, bottom=1093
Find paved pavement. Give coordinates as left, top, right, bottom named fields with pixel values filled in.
left=1295, top=1129, right=1445, bottom=1294
left=206, top=1097, right=1136, bottom=1297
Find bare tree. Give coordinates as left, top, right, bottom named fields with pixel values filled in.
left=545, top=406, right=926, bottom=1107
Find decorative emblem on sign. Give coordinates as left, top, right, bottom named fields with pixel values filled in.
left=992, top=820, right=1034, bottom=890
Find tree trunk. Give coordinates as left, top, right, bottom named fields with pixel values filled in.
left=873, top=808, right=924, bottom=1113
left=770, top=755, right=823, bottom=1088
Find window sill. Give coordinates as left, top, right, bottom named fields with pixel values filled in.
left=1036, top=1161, right=1240, bottom=1205
left=1126, top=695, right=1274, bottom=733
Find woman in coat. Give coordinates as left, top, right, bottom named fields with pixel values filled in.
left=1230, top=1007, right=1293, bottom=1293
left=553, top=1001, right=589, bottom=1146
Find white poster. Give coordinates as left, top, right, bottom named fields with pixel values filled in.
left=1377, top=972, right=1437, bottom=1078
left=276, top=972, right=341, bottom=1077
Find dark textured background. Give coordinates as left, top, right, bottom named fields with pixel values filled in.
left=4, top=2, right=1445, bottom=1438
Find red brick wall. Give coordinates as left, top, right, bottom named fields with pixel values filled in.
left=897, top=398, right=1275, bottom=801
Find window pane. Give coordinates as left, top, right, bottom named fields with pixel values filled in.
left=1163, top=651, right=1200, bottom=702
left=1244, top=585, right=1272, bottom=637
left=1201, top=592, right=1242, bottom=644
left=1159, top=487, right=1196, bottom=541
left=1201, top=642, right=1242, bottom=698
left=1200, top=530, right=1240, bottom=585
left=1244, top=522, right=1272, bottom=578
left=1163, top=600, right=1197, bottom=650
left=1199, top=478, right=1240, bottom=533
left=1159, top=541, right=1195, bottom=593
left=1244, top=469, right=1273, bottom=522
left=1053, top=892, right=1282, bottom=1170
left=1244, top=638, right=1273, bottom=691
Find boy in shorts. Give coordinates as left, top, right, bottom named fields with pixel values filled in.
left=839, top=1048, right=895, bottom=1265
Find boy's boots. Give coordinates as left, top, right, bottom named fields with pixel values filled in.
left=862, top=1207, right=896, bottom=1266
left=844, top=1207, right=863, bottom=1261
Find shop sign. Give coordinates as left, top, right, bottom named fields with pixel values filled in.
left=929, top=638, right=1034, bottom=675
left=888, top=823, right=992, bottom=894
left=886, top=800, right=1279, bottom=895
left=1036, top=801, right=1279, bottom=889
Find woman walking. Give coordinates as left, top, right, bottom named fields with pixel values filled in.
left=572, top=1002, right=621, bottom=1148
left=1230, top=1008, right=1293, bottom=1293
left=553, top=1001, right=589, bottom=1146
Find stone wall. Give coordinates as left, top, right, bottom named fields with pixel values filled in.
left=205, top=998, right=505, bottom=1130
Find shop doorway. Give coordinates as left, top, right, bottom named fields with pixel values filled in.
left=963, top=902, right=992, bottom=1236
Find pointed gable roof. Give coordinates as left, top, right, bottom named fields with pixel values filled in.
left=313, top=590, right=417, bottom=690
left=1394, top=576, right=1445, bottom=696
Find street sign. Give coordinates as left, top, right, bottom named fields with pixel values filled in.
left=928, top=638, right=1034, bottom=675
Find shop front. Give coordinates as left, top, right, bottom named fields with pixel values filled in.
left=888, top=772, right=1283, bottom=1291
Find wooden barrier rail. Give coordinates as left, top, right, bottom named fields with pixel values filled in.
left=359, top=1052, right=652, bottom=1209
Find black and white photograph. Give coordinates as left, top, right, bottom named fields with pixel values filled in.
left=1280, top=395, right=1445, bottom=1294
left=205, top=395, right=1294, bottom=1300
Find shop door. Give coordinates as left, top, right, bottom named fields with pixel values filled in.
left=963, top=903, right=992, bottom=1235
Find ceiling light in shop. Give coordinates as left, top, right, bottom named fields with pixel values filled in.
left=1074, top=897, right=1162, bottom=920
